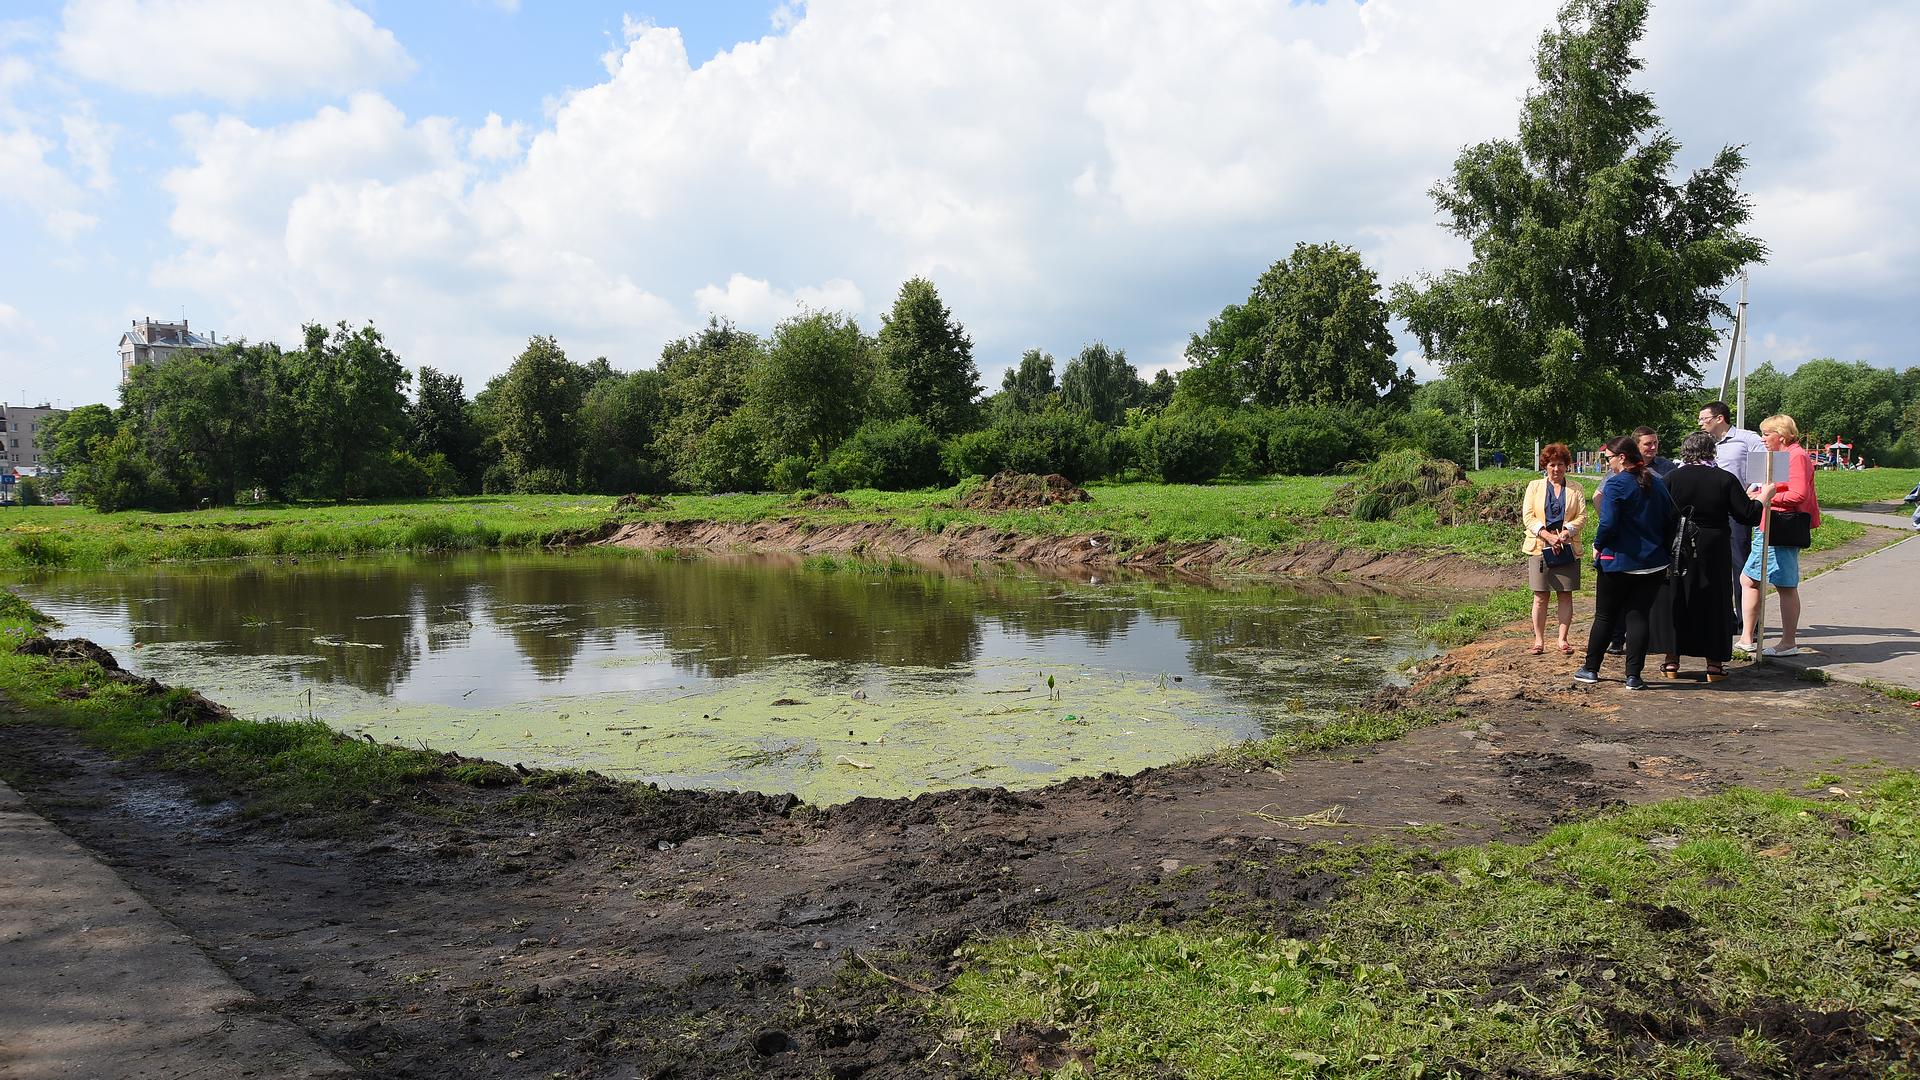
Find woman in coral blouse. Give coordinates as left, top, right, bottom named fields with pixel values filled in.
left=1738, top=414, right=1821, bottom=656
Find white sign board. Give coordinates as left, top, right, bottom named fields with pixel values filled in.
left=1747, top=450, right=1790, bottom=484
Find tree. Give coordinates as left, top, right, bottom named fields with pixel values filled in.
left=1392, top=0, right=1764, bottom=440
left=875, top=277, right=980, bottom=434
left=288, top=323, right=412, bottom=501
left=1060, top=342, right=1142, bottom=425
left=492, top=336, right=588, bottom=487
left=577, top=369, right=669, bottom=493
left=1000, top=349, right=1058, bottom=415
left=1778, top=359, right=1906, bottom=457
left=40, top=403, right=116, bottom=500
left=409, top=366, right=481, bottom=490
left=750, top=311, right=873, bottom=461
left=653, top=318, right=764, bottom=491
left=1186, top=242, right=1398, bottom=408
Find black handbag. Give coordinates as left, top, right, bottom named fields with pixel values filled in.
left=1766, top=509, right=1813, bottom=549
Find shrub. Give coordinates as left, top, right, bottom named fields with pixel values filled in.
left=16, top=477, right=43, bottom=506
left=1264, top=405, right=1376, bottom=475
left=815, top=418, right=946, bottom=491
left=1138, top=409, right=1236, bottom=483
left=942, top=428, right=1008, bottom=480
left=998, top=411, right=1109, bottom=483
left=1379, top=406, right=1473, bottom=465
left=767, top=455, right=815, bottom=494
left=513, top=466, right=573, bottom=494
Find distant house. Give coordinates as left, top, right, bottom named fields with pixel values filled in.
left=119, top=316, right=219, bottom=383
left=0, top=402, right=68, bottom=477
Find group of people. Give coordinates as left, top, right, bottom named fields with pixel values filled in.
left=1521, top=401, right=1822, bottom=689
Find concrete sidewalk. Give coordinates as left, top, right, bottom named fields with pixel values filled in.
left=0, top=780, right=351, bottom=1080
left=1763, top=521, right=1920, bottom=691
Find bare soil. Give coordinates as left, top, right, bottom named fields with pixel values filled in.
left=6, top=593, right=1920, bottom=1078
left=955, top=472, right=1090, bottom=511
left=599, top=520, right=1519, bottom=590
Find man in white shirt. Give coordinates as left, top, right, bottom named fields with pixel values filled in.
left=1698, top=400, right=1766, bottom=611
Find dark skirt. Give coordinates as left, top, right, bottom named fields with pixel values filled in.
left=1671, top=527, right=1737, bottom=662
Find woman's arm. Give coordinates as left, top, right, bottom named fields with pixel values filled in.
left=1770, top=450, right=1813, bottom=512
left=1522, top=480, right=1547, bottom=538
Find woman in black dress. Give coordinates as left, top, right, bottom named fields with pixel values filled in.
left=1662, top=432, right=1772, bottom=681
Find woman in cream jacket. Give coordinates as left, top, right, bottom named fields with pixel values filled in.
left=1522, top=443, right=1587, bottom=654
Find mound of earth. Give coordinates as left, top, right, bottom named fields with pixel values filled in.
left=959, top=471, right=1091, bottom=511
left=788, top=492, right=853, bottom=510
left=612, top=493, right=668, bottom=513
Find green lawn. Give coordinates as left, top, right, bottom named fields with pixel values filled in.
left=1804, top=467, right=1920, bottom=509
left=1, top=473, right=1557, bottom=573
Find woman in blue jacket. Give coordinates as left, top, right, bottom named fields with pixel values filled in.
left=1575, top=436, right=1675, bottom=690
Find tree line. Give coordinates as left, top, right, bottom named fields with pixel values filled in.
left=38, top=1, right=1920, bottom=511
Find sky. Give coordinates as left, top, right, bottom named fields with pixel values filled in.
left=1, top=0, right=1915, bottom=411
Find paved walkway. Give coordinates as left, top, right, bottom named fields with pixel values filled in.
left=1763, top=514, right=1920, bottom=690
left=0, top=780, right=351, bottom=1080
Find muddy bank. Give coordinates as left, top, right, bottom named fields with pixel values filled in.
left=7, top=603, right=1920, bottom=1076
left=596, top=518, right=1517, bottom=590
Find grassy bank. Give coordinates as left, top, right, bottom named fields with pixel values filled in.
left=2, top=471, right=1552, bottom=574
left=0, top=591, right=517, bottom=820
left=0, top=494, right=613, bottom=572
left=939, top=774, right=1920, bottom=1078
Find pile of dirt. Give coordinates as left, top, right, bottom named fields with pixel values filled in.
left=957, top=471, right=1090, bottom=511
left=611, top=493, right=668, bottom=513
left=787, top=492, right=852, bottom=511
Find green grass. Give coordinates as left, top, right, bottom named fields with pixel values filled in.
left=942, top=776, right=1920, bottom=1078
left=1221, top=702, right=1465, bottom=770
left=1806, top=467, right=1920, bottom=510
left=0, top=590, right=517, bottom=821
left=0, top=475, right=1561, bottom=574
left=0, top=494, right=613, bottom=572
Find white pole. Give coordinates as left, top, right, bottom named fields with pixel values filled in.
left=1473, top=399, right=1481, bottom=471
left=1735, top=270, right=1749, bottom=429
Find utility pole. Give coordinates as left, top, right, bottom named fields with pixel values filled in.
left=1472, top=399, right=1481, bottom=471
left=1734, top=271, right=1749, bottom=428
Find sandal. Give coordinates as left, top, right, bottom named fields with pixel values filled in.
left=1705, top=664, right=1727, bottom=683
left=1529, top=643, right=1547, bottom=655
left=1558, top=642, right=1576, bottom=656
left=1661, top=662, right=1681, bottom=679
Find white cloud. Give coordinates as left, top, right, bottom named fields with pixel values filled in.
left=692, top=274, right=865, bottom=326
left=0, top=125, right=97, bottom=238
left=137, top=0, right=1920, bottom=400
left=60, top=106, right=113, bottom=191
left=57, top=0, right=413, bottom=103
left=466, top=112, right=524, bottom=161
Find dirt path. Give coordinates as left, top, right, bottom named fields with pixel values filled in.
left=5, top=604, right=1919, bottom=1077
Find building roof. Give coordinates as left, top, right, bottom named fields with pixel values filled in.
left=120, top=320, right=217, bottom=350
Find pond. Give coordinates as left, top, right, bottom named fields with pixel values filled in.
left=13, top=551, right=1458, bottom=804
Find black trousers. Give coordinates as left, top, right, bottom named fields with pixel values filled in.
left=1584, top=571, right=1666, bottom=679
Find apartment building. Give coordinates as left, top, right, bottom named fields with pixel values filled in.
left=0, top=402, right=67, bottom=476
left=119, top=316, right=219, bottom=383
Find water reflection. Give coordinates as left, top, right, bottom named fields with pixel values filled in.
left=15, top=551, right=1456, bottom=801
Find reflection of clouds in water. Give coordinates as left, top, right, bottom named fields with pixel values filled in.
left=16, top=552, right=1456, bottom=788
